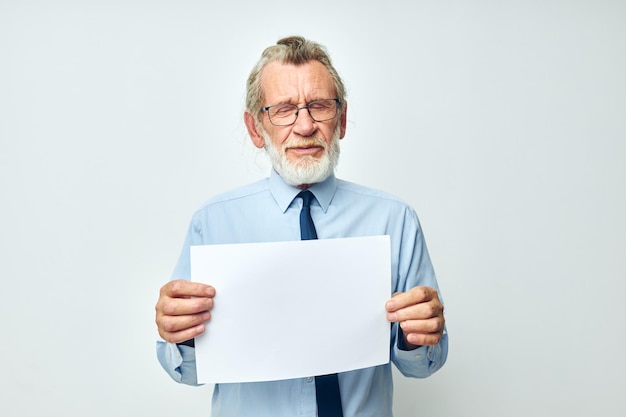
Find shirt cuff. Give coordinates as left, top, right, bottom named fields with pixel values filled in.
left=156, top=340, right=202, bottom=386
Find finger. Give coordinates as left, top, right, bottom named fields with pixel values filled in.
left=399, top=316, right=445, bottom=336
left=159, top=321, right=208, bottom=344
left=386, top=299, right=443, bottom=322
left=161, top=280, right=215, bottom=299
left=385, top=286, right=436, bottom=312
left=157, top=310, right=212, bottom=338
left=404, top=330, right=444, bottom=347
left=156, top=295, right=214, bottom=317
left=400, top=315, right=446, bottom=347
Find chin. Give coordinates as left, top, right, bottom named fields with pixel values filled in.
left=262, top=128, right=341, bottom=186
left=277, top=159, right=334, bottom=186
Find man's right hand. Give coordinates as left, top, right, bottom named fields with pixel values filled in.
left=155, top=279, right=215, bottom=344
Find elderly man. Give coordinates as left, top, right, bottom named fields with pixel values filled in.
left=155, top=36, right=447, bottom=417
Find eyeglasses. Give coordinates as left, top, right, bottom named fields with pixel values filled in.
left=261, top=98, right=341, bottom=126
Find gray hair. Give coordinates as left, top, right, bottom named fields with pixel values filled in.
left=245, top=36, right=346, bottom=120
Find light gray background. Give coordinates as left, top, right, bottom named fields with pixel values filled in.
left=1, top=1, right=624, bottom=416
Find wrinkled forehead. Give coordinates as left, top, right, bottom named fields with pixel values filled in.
left=260, top=60, right=336, bottom=105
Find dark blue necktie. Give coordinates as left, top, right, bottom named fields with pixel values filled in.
left=297, top=190, right=344, bottom=417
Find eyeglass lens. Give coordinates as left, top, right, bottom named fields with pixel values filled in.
left=267, top=99, right=338, bottom=126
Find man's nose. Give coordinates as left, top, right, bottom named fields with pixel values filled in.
left=292, top=107, right=317, bottom=136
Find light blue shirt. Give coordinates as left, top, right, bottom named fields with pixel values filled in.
left=156, top=171, right=448, bottom=417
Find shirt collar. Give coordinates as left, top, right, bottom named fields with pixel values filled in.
left=269, top=170, right=337, bottom=213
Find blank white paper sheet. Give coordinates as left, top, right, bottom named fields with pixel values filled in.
left=190, top=235, right=391, bottom=384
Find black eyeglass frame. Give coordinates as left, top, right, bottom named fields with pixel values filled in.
left=261, top=98, right=341, bottom=126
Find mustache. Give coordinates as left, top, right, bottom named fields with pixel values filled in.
left=282, top=137, right=327, bottom=149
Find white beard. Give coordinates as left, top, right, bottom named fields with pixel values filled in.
left=262, top=127, right=341, bottom=186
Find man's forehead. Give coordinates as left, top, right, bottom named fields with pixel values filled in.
left=260, top=60, right=335, bottom=103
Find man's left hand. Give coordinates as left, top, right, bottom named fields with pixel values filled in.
left=385, top=286, right=445, bottom=348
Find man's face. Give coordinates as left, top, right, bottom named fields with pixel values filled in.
left=245, top=60, right=347, bottom=187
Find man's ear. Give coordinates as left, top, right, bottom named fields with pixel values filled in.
left=244, top=111, right=265, bottom=148
left=339, top=101, right=348, bottom=139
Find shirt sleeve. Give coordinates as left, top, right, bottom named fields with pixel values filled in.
left=391, top=325, right=448, bottom=378
left=390, top=207, right=448, bottom=378
left=155, top=216, right=204, bottom=385
left=156, top=340, right=202, bottom=386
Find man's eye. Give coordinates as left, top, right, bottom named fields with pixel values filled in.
left=273, top=106, right=294, bottom=115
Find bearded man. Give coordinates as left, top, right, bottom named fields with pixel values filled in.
left=155, top=36, right=448, bottom=417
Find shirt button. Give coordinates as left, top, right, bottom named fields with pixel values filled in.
left=306, top=377, right=313, bottom=383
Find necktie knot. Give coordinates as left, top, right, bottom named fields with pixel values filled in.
left=298, top=190, right=315, bottom=208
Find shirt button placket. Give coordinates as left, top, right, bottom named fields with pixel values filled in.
left=301, top=376, right=317, bottom=416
